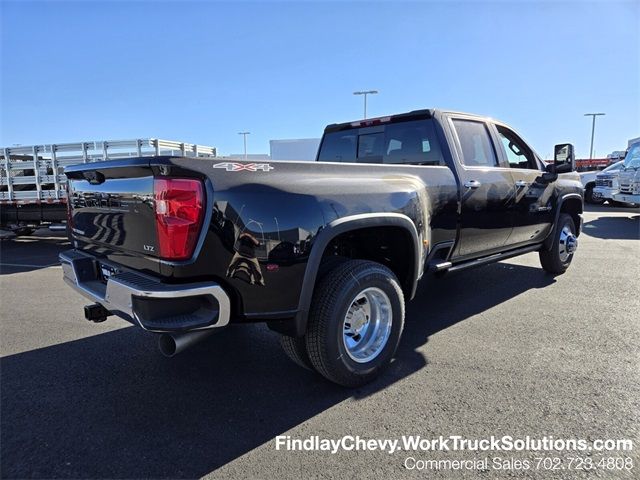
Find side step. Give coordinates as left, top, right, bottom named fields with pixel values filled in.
left=432, top=244, right=541, bottom=274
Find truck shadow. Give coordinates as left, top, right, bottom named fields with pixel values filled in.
left=581, top=215, right=640, bottom=240
left=0, top=262, right=553, bottom=479
left=0, top=231, right=70, bottom=275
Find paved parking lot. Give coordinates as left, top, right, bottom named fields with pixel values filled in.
left=1, top=205, right=639, bottom=479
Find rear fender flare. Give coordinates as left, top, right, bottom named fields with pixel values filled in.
left=291, top=213, right=422, bottom=336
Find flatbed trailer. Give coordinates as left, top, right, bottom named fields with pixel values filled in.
left=1, top=139, right=216, bottom=234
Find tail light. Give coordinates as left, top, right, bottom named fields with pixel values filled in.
left=154, top=178, right=204, bottom=260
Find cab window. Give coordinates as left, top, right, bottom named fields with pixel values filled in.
left=496, top=125, right=537, bottom=170
left=317, top=132, right=357, bottom=162
left=317, top=119, right=445, bottom=166
left=383, top=120, right=444, bottom=165
left=452, top=119, right=498, bottom=167
left=358, top=132, right=384, bottom=162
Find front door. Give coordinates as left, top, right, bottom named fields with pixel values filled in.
left=449, top=117, right=514, bottom=258
left=493, top=124, right=554, bottom=246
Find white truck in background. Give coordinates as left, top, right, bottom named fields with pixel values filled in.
left=607, top=151, right=627, bottom=163
left=612, top=141, right=640, bottom=206
left=592, top=161, right=625, bottom=204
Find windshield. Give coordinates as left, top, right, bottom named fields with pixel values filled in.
left=623, top=144, right=640, bottom=169
left=603, top=161, right=624, bottom=172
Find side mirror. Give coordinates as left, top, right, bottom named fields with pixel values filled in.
left=553, top=143, right=575, bottom=173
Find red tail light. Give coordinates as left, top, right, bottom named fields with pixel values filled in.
left=154, top=178, right=204, bottom=260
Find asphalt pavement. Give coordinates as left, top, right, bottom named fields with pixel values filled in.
left=1, top=205, right=639, bottom=479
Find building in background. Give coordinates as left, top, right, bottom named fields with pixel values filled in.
left=269, top=138, right=321, bottom=161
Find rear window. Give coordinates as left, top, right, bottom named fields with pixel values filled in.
left=452, top=119, right=498, bottom=167
left=317, top=119, right=445, bottom=166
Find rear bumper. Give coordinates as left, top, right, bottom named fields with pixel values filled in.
left=59, top=249, right=230, bottom=332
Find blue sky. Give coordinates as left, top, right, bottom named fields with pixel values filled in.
left=1, top=0, right=638, bottom=158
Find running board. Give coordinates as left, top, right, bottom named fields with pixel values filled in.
left=446, top=244, right=541, bottom=273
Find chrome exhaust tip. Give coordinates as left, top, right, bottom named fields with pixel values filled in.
left=158, top=330, right=216, bottom=357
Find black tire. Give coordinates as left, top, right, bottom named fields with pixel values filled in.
left=305, top=259, right=405, bottom=387
left=279, top=256, right=348, bottom=372
left=539, top=213, right=577, bottom=274
left=14, top=227, right=34, bottom=236
left=585, top=184, right=603, bottom=204
left=280, top=335, right=314, bottom=370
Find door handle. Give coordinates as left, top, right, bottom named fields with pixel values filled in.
left=515, top=180, right=528, bottom=188
left=464, top=180, right=481, bottom=189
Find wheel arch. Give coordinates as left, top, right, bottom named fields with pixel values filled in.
left=543, top=193, right=583, bottom=250
left=286, top=213, right=421, bottom=336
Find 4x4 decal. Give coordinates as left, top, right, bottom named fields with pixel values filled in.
left=213, top=162, right=274, bottom=172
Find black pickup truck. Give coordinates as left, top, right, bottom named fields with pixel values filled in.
left=60, top=109, right=583, bottom=386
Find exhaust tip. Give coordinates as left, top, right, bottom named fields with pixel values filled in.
left=158, top=334, right=178, bottom=357
left=157, top=329, right=217, bottom=357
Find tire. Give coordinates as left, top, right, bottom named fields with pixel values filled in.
left=279, top=256, right=348, bottom=372
left=280, top=335, right=314, bottom=370
left=305, top=259, right=405, bottom=387
left=585, top=185, right=603, bottom=204
left=539, top=213, right=577, bottom=274
left=14, top=227, right=34, bottom=236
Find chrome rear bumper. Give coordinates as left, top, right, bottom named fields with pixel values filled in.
left=59, top=249, right=230, bottom=332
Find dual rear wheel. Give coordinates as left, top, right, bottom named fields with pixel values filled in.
left=280, top=259, right=404, bottom=387
left=283, top=214, right=578, bottom=387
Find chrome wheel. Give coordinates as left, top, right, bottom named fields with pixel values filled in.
left=342, top=287, right=393, bottom=363
left=558, top=224, right=578, bottom=263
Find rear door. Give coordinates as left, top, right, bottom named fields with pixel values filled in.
left=448, top=116, right=514, bottom=258
left=492, top=123, right=554, bottom=246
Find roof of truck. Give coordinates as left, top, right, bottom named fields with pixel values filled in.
left=323, top=108, right=492, bottom=133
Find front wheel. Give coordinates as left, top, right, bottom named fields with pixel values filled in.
left=585, top=185, right=604, bottom=204
left=539, top=213, right=578, bottom=274
left=305, top=260, right=405, bottom=387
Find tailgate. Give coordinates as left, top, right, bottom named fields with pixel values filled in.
left=65, top=159, right=158, bottom=258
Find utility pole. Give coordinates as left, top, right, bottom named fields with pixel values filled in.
left=238, top=131, right=250, bottom=160
left=584, top=113, right=605, bottom=159
left=353, top=90, right=378, bottom=119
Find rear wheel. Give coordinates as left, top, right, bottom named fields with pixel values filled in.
left=14, top=227, right=35, bottom=236
left=280, top=335, right=314, bottom=370
left=539, top=213, right=577, bottom=274
left=279, top=255, right=347, bottom=372
left=305, top=260, right=404, bottom=387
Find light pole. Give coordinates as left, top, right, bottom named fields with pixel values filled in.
left=238, top=131, right=250, bottom=160
left=584, top=113, right=605, bottom=159
left=353, top=90, right=378, bottom=119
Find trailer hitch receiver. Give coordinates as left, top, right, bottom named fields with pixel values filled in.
left=84, top=303, right=111, bottom=323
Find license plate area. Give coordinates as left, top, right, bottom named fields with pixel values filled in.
left=99, top=263, right=120, bottom=283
